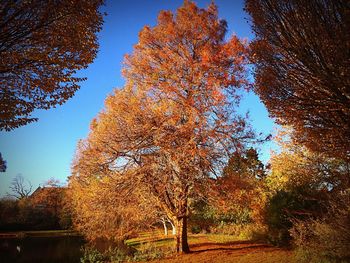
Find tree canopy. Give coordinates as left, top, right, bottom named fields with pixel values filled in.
left=70, top=1, right=254, bottom=253
left=0, top=0, right=104, bottom=130
left=246, top=0, right=350, bottom=160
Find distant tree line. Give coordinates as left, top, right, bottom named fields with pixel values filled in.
left=0, top=176, right=71, bottom=231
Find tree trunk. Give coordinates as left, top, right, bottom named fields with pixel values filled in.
left=170, top=220, right=176, bottom=235
left=174, top=216, right=190, bottom=253
left=161, top=217, right=168, bottom=236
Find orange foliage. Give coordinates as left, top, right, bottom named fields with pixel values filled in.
left=68, top=167, right=158, bottom=241
left=70, top=1, right=254, bottom=253
left=212, top=149, right=267, bottom=224
left=30, top=179, right=65, bottom=218
left=0, top=0, right=104, bottom=130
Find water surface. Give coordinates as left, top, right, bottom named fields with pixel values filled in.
left=0, top=236, right=85, bottom=263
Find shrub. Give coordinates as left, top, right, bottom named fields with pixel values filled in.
left=188, top=200, right=216, bottom=233
left=80, top=247, right=106, bottom=263
left=290, top=194, right=350, bottom=263
left=132, top=242, right=173, bottom=261
left=211, top=222, right=267, bottom=241
left=80, top=241, right=174, bottom=263
left=80, top=246, right=130, bottom=263
left=265, top=189, right=322, bottom=246
left=190, top=225, right=202, bottom=234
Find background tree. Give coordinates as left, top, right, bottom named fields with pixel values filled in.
left=222, top=148, right=265, bottom=180
left=71, top=1, right=254, bottom=253
left=30, top=178, right=65, bottom=228
left=267, top=129, right=350, bottom=194
left=0, top=153, right=6, bottom=172
left=7, top=174, right=32, bottom=200
left=212, top=148, right=267, bottom=226
left=265, top=128, right=350, bottom=246
left=0, top=0, right=104, bottom=130
left=245, top=0, right=350, bottom=160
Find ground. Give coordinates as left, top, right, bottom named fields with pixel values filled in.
left=128, top=232, right=295, bottom=263
left=152, top=241, right=293, bottom=263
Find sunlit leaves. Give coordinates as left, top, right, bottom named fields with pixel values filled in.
left=30, top=179, right=65, bottom=220
left=68, top=172, right=158, bottom=241
left=70, top=1, right=254, bottom=252
left=267, top=128, right=350, bottom=193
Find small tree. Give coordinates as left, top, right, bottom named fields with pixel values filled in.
left=212, top=149, right=266, bottom=225
left=7, top=175, right=32, bottom=200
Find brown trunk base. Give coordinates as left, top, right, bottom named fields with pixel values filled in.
left=175, top=216, right=190, bottom=253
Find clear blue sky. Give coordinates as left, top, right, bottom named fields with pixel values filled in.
left=0, top=0, right=277, bottom=196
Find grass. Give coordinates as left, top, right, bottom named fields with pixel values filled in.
left=126, top=231, right=213, bottom=248
left=126, top=231, right=246, bottom=248
left=206, top=233, right=242, bottom=243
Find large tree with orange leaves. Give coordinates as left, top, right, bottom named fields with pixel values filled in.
left=0, top=0, right=104, bottom=130
left=70, top=1, right=254, bottom=253
left=246, top=0, right=350, bottom=160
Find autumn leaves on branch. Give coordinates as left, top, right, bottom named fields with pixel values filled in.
left=69, top=0, right=349, bottom=254
left=1, top=0, right=348, bottom=257
left=0, top=0, right=104, bottom=130
left=246, top=0, right=350, bottom=160
left=69, top=1, right=255, bottom=253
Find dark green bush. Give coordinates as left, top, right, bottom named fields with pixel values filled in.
left=291, top=192, right=350, bottom=262
left=265, top=188, right=322, bottom=246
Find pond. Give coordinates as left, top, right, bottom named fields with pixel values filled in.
left=0, top=236, right=85, bottom=263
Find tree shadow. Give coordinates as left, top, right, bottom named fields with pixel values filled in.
left=189, top=242, right=273, bottom=254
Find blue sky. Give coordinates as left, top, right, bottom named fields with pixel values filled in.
left=0, top=0, right=277, bottom=196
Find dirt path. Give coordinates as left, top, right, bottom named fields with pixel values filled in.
left=151, top=241, right=294, bottom=263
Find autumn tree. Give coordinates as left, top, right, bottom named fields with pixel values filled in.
left=245, top=0, right=350, bottom=160
left=213, top=148, right=267, bottom=224
left=7, top=174, right=32, bottom=200
left=0, top=0, right=104, bottom=131
left=30, top=178, right=65, bottom=227
left=222, top=148, right=265, bottom=180
left=71, top=1, right=254, bottom=253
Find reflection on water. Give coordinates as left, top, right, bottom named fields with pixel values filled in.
left=0, top=236, right=85, bottom=263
